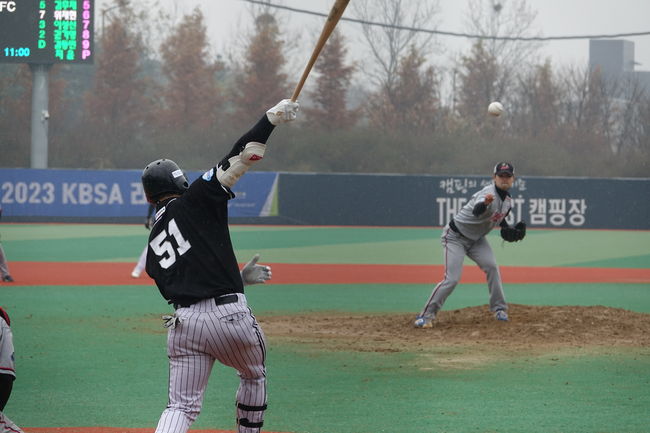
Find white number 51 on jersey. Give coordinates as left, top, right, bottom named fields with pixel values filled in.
left=149, top=218, right=192, bottom=269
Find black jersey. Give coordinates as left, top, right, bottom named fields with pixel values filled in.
left=145, top=114, right=275, bottom=307
left=145, top=171, right=242, bottom=306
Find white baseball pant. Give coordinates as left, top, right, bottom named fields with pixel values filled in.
left=0, top=412, right=24, bottom=433
left=154, top=294, right=267, bottom=433
left=420, top=226, right=507, bottom=319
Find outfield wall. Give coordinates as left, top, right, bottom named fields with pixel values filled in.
left=1, top=168, right=648, bottom=229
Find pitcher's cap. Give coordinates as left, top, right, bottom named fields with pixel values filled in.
left=494, top=162, right=514, bottom=175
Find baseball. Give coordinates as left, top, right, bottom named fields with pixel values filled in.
left=488, top=101, right=504, bottom=117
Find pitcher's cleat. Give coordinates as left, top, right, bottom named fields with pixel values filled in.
left=495, top=309, right=509, bottom=321
left=414, top=316, right=433, bottom=328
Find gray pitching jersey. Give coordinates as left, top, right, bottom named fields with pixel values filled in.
left=452, top=183, right=513, bottom=240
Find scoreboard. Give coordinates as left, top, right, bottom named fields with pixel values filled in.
left=0, top=0, right=94, bottom=64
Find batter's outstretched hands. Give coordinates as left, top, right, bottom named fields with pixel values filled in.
left=241, top=253, right=272, bottom=285
left=266, top=99, right=300, bottom=125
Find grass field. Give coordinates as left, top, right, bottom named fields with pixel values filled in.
left=0, top=224, right=649, bottom=433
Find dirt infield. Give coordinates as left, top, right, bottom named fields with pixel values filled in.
left=260, top=304, right=650, bottom=356
left=6, top=262, right=649, bottom=286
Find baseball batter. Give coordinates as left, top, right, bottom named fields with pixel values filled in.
left=143, top=99, right=298, bottom=433
left=0, top=307, right=25, bottom=433
left=415, top=162, right=527, bottom=327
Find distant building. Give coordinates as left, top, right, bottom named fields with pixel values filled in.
left=636, top=70, right=650, bottom=94
left=589, top=39, right=650, bottom=93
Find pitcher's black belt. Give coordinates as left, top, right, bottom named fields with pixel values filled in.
left=449, top=219, right=468, bottom=238
left=173, top=294, right=238, bottom=310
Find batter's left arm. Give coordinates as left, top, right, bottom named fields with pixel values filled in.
left=216, top=100, right=299, bottom=189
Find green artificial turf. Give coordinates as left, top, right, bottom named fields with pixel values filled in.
left=0, top=224, right=648, bottom=432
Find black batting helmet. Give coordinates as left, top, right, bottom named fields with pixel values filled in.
left=142, top=159, right=189, bottom=203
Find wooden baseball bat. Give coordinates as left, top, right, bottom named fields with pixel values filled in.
left=291, top=0, right=351, bottom=102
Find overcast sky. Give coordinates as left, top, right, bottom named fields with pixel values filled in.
left=98, top=0, right=650, bottom=71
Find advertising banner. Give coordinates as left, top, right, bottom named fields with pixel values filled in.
left=0, top=168, right=278, bottom=219
left=279, top=173, right=650, bottom=229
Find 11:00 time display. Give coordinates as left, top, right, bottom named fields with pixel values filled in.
left=3, top=47, right=31, bottom=57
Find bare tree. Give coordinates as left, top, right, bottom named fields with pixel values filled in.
left=457, top=0, right=542, bottom=117
left=561, top=66, right=608, bottom=145
left=353, top=0, right=440, bottom=92
left=605, top=74, right=647, bottom=156
left=465, top=0, right=541, bottom=68
left=512, top=60, right=562, bottom=137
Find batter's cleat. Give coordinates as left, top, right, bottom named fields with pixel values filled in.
left=495, top=309, right=509, bottom=321
left=413, top=316, right=433, bottom=328
left=131, top=270, right=141, bottom=278
left=2, top=275, right=14, bottom=282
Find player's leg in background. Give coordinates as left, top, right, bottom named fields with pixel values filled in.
left=467, top=237, right=507, bottom=312
left=131, top=245, right=148, bottom=278
left=155, top=315, right=215, bottom=433
left=0, top=243, right=12, bottom=281
left=420, top=229, right=468, bottom=319
left=0, top=411, right=25, bottom=433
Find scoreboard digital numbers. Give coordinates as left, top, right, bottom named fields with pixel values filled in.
left=0, top=0, right=94, bottom=64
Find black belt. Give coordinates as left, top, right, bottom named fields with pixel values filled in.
left=449, top=219, right=467, bottom=238
left=173, top=294, right=239, bottom=310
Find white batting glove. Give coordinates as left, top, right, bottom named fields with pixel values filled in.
left=162, top=315, right=181, bottom=329
left=241, top=253, right=272, bottom=285
left=266, top=99, right=299, bottom=125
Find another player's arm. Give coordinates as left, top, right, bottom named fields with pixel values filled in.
left=216, top=100, right=299, bottom=188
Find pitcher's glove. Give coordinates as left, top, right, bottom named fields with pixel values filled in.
left=501, top=221, right=526, bottom=242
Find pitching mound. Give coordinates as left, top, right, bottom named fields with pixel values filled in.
left=259, top=304, right=650, bottom=355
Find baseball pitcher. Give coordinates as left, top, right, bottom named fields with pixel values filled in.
left=415, top=162, right=526, bottom=328
left=143, top=99, right=299, bottom=433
